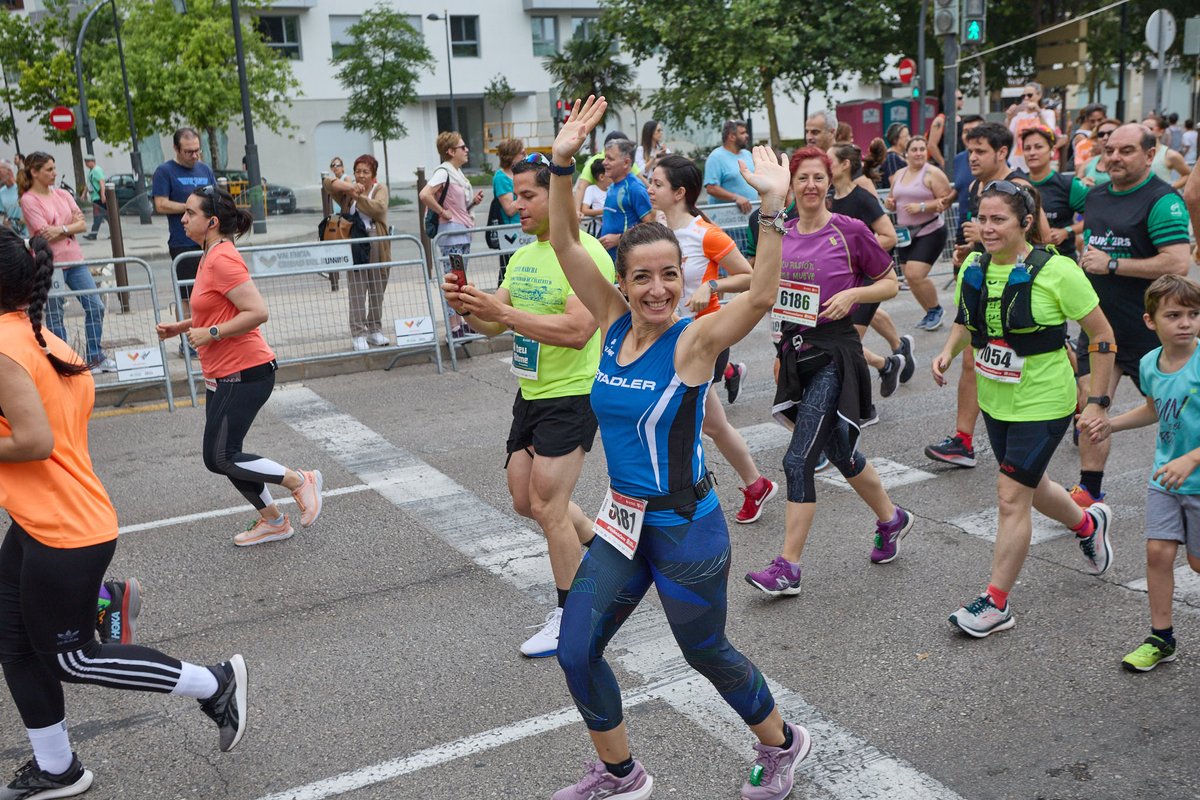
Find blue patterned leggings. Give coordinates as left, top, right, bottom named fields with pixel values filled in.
left=557, top=507, right=775, bottom=732
left=781, top=361, right=867, bottom=503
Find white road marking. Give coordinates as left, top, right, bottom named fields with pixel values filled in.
left=1123, top=563, right=1200, bottom=606
left=949, top=507, right=1068, bottom=545
left=116, top=484, right=371, bottom=534
left=264, top=387, right=967, bottom=800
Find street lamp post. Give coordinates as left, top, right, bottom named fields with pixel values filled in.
left=426, top=10, right=458, bottom=132
left=75, top=0, right=151, bottom=223
left=229, top=0, right=267, bottom=234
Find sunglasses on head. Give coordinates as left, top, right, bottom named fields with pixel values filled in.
left=524, top=153, right=551, bottom=167
left=982, top=180, right=1034, bottom=216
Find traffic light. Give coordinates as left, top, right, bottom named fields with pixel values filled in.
left=962, top=0, right=986, bottom=45
left=554, top=99, right=570, bottom=123
left=912, top=85, right=921, bottom=99
left=933, top=0, right=958, bottom=37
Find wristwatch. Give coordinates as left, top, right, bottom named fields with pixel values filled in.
left=759, top=208, right=788, bottom=235
left=1107, top=257, right=1118, bottom=275
left=1086, top=395, right=1111, bottom=408
left=707, top=279, right=719, bottom=293
left=548, top=160, right=576, bottom=177
left=208, top=326, right=221, bottom=341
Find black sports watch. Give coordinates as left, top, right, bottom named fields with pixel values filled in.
left=1086, top=395, right=1111, bottom=408
left=548, top=160, right=576, bottom=177
left=1107, top=257, right=1118, bottom=275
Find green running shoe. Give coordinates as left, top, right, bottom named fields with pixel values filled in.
left=1121, top=635, right=1177, bottom=672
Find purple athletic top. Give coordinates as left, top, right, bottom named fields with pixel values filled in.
left=779, top=213, right=894, bottom=326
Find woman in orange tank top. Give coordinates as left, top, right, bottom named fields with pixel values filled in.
left=0, top=228, right=249, bottom=796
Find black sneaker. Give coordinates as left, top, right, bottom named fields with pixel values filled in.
left=895, top=335, right=916, bottom=383
left=924, top=434, right=976, bottom=467
left=97, top=578, right=140, bottom=645
left=0, top=754, right=92, bottom=800
left=878, top=354, right=904, bottom=398
left=726, top=362, right=746, bottom=404
left=199, top=655, right=248, bottom=752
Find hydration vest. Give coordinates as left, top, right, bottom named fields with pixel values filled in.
left=956, top=246, right=1067, bottom=357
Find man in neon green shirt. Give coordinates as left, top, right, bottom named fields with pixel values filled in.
left=441, top=156, right=615, bottom=659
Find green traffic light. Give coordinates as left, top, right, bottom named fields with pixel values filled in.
left=965, top=20, right=982, bottom=42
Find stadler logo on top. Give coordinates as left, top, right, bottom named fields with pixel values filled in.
left=595, top=370, right=656, bottom=391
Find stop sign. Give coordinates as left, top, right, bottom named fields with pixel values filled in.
left=897, top=58, right=917, bottom=85
left=49, top=106, right=75, bottom=131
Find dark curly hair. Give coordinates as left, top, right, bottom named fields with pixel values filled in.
left=0, top=229, right=89, bottom=376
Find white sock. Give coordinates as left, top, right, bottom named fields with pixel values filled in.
left=171, top=662, right=219, bottom=700
left=27, top=721, right=72, bottom=775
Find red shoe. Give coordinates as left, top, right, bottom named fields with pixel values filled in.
left=1069, top=484, right=1104, bottom=509
left=736, top=476, right=778, bottom=524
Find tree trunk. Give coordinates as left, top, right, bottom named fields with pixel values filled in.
left=206, top=126, right=220, bottom=171
left=69, top=137, right=85, bottom=199
left=762, top=77, right=780, bottom=149
left=382, top=139, right=392, bottom=193
left=803, top=91, right=812, bottom=137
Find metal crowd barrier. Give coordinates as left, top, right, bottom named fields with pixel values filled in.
left=431, top=223, right=530, bottom=371
left=171, top=234, right=441, bottom=405
left=50, top=257, right=175, bottom=410
left=697, top=200, right=761, bottom=254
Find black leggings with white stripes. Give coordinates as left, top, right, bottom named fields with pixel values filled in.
left=0, top=523, right=184, bottom=729
left=204, top=368, right=287, bottom=510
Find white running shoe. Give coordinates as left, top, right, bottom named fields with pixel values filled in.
left=367, top=332, right=389, bottom=347
left=520, top=608, right=562, bottom=658
left=351, top=336, right=369, bottom=352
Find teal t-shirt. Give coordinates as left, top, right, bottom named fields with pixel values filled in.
left=492, top=170, right=519, bottom=224
left=956, top=249, right=1098, bottom=422
left=1140, top=342, right=1200, bottom=495
left=500, top=233, right=616, bottom=400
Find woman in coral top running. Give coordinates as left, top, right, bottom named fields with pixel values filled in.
left=0, top=228, right=248, bottom=798
left=648, top=154, right=779, bottom=524
left=155, top=185, right=323, bottom=546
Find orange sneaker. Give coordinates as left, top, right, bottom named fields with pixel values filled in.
left=291, top=470, right=324, bottom=528
left=1068, top=484, right=1103, bottom=509
left=234, top=515, right=294, bottom=547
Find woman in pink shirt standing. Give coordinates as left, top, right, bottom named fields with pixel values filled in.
left=17, top=152, right=112, bottom=372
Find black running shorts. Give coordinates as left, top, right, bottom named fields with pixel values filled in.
left=505, top=391, right=598, bottom=461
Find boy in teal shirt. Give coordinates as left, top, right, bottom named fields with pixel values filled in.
left=1084, top=274, right=1200, bottom=671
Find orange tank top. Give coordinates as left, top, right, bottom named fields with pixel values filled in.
left=0, top=312, right=118, bottom=548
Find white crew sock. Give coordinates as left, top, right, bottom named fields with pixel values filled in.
left=171, top=662, right=219, bottom=700
left=27, top=721, right=72, bottom=775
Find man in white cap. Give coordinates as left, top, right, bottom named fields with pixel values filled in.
left=82, top=153, right=106, bottom=240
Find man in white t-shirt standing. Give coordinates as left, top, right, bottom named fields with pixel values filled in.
left=1181, top=119, right=1197, bottom=168
left=1005, top=82, right=1061, bottom=172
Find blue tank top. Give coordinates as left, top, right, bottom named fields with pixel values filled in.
left=590, top=312, right=719, bottom=526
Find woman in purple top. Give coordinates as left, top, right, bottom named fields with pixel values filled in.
left=745, top=146, right=915, bottom=598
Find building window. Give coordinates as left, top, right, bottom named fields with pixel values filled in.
left=450, top=15, right=479, bottom=57
left=531, top=16, right=557, bottom=57
left=257, top=15, right=301, bottom=60
left=329, top=15, right=358, bottom=60
left=570, top=16, right=598, bottom=41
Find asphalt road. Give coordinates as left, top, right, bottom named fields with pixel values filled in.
left=0, top=289, right=1196, bottom=800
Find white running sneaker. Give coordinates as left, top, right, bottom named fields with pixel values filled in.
left=520, top=608, right=562, bottom=658
left=351, top=336, right=369, bottom=352
left=367, top=332, right=389, bottom=347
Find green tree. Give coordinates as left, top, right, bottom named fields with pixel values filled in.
left=331, top=8, right=433, bottom=189
left=0, top=6, right=87, bottom=187
left=603, top=0, right=894, bottom=147
left=84, top=0, right=300, bottom=169
left=543, top=33, right=637, bottom=152
left=485, top=73, right=516, bottom=124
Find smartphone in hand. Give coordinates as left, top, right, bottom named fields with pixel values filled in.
left=448, top=253, right=468, bottom=289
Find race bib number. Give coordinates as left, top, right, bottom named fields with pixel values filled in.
left=592, top=487, right=647, bottom=560
left=772, top=280, right=820, bottom=326
left=975, top=339, right=1025, bottom=383
left=895, top=226, right=912, bottom=248
left=510, top=334, right=540, bottom=380
left=204, top=378, right=217, bottom=393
